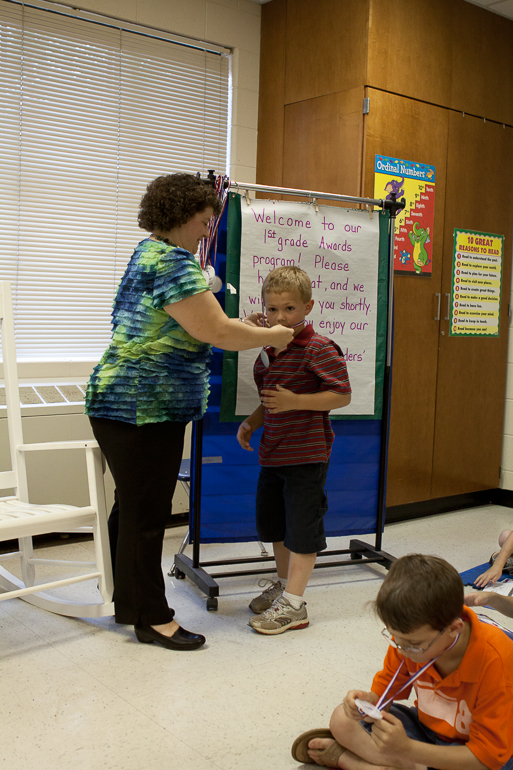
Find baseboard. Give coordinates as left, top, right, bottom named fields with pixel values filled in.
left=385, top=489, right=500, bottom=524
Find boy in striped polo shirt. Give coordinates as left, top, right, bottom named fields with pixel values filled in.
left=237, top=266, right=351, bottom=635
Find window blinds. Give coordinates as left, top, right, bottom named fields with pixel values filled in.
left=0, top=0, right=230, bottom=362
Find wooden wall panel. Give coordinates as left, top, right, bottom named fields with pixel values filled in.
left=368, top=0, right=513, bottom=125
left=450, top=1, right=513, bottom=125
left=284, top=0, right=369, bottom=105
left=362, top=89, right=449, bottom=506
left=367, top=0, right=453, bottom=108
left=256, top=0, right=287, bottom=187
left=282, top=87, right=364, bottom=198
left=431, top=115, right=513, bottom=498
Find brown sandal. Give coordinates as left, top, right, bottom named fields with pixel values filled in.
left=291, top=728, right=346, bottom=766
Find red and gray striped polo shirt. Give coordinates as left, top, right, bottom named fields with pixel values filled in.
left=253, top=324, right=351, bottom=467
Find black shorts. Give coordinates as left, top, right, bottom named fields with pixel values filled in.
left=255, top=462, right=329, bottom=554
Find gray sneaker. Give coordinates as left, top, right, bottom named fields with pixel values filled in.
left=489, top=551, right=513, bottom=574
left=248, top=595, right=309, bottom=635
left=249, top=579, right=284, bottom=614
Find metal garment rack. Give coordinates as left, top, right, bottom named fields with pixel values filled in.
left=173, top=182, right=404, bottom=611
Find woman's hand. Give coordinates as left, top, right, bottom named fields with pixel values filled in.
left=343, top=689, right=378, bottom=721
left=237, top=421, right=254, bottom=451
left=242, top=311, right=267, bottom=328
left=474, top=563, right=503, bottom=588
left=267, top=324, right=293, bottom=348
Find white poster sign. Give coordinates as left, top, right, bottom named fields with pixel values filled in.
left=236, top=199, right=380, bottom=416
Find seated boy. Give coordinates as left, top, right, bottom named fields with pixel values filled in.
left=237, top=266, right=351, bottom=635
left=292, top=554, right=513, bottom=769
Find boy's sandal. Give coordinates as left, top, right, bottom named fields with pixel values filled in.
left=291, top=728, right=346, bottom=766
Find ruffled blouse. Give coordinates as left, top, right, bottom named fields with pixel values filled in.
left=85, top=238, right=211, bottom=425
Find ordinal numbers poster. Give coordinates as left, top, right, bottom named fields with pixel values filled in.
left=450, top=229, right=504, bottom=337
left=374, top=155, right=435, bottom=276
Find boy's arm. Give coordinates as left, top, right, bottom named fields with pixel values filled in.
left=465, top=590, right=513, bottom=618
left=474, top=530, right=513, bottom=587
left=372, top=712, right=488, bottom=770
left=260, top=385, right=350, bottom=414
left=236, top=404, right=265, bottom=451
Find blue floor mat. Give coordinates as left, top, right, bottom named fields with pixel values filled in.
left=459, top=563, right=489, bottom=586
left=460, top=562, right=512, bottom=587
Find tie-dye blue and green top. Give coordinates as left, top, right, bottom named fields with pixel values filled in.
left=85, top=238, right=211, bottom=426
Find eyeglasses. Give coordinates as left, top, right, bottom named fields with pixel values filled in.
left=381, top=626, right=447, bottom=654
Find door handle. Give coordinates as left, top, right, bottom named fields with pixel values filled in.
left=444, top=293, right=450, bottom=321
left=435, top=293, right=441, bottom=321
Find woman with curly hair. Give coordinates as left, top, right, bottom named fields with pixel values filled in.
left=86, top=173, right=293, bottom=650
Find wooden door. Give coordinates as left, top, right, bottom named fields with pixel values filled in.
left=362, top=88, right=449, bottom=506
left=431, top=114, right=513, bottom=498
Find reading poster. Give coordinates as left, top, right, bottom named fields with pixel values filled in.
left=374, top=155, right=435, bottom=276
left=450, top=229, right=504, bottom=337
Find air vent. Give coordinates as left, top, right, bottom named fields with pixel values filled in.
left=0, top=384, right=86, bottom=408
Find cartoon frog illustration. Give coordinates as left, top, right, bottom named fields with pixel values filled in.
left=408, top=222, right=430, bottom=273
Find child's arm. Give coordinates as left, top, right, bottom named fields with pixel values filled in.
left=236, top=404, right=265, bottom=451
left=371, top=712, right=487, bottom=770
left=474, top=530, right=513, bottom=587
left=465, top=590, right=513, bottom=618
left=260, top=385, right=351, bottom=414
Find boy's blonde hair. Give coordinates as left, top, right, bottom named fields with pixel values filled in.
left=261, top=266, right=312, bottom=303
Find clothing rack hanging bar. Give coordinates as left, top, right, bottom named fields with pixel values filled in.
left=229, top=181, right=384, bottom=209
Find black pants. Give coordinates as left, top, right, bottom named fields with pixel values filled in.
left=89, top=416, right=186, bottom=626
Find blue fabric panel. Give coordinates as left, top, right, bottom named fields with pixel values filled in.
left=198, top=410, right=382, bottom=543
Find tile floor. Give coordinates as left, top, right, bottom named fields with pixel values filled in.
left=1, top=504, right=512, bottom=770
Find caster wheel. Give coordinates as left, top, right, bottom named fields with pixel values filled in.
left=350, top=551, right=363, bottom=560
left=174, top=568, right=186, bottom=580
left=206, top=597, right=218, bottom=611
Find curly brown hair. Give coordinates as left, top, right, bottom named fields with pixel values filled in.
left=138, top=173, right=222, bottom=232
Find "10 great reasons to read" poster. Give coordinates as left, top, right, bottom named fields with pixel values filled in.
left=450, top=229, right=504, bottom=337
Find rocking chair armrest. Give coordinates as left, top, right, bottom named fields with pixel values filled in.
left=17, top=440, right=101, bottom=452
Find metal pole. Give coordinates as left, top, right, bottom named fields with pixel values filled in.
left=191, top=418, right=204, bottom=569
left=374, top=196, right=403, bottom=551
left=230, top=181, right=384, bottom=209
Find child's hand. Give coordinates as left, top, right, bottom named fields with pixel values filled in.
left=237, top=421, right=254, bottom=451
left=370, top=711, right=411, bottom=757
left=464, top=591, right=494, bottom=608
left=474, top=563, right=503, bottom=588
left=260, top=384, right=297, bottom=413
left=343, top=690, right=378, bottom=721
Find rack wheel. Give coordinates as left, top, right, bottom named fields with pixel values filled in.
left=174, top=568, right=186, bottom=580
left=350, top=551, right=363, bottom=560
left=206, top=597, right=218, bottom=611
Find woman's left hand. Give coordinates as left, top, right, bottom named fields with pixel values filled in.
left=261, top=384, right=297, bottom=413
left=243, top=311, right=267, bottom=328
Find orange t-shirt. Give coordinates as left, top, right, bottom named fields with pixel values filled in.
left=371, top=607, right=513, bottom=770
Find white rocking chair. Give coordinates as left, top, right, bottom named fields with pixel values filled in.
left=0, top=281, right=114, bottom=617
